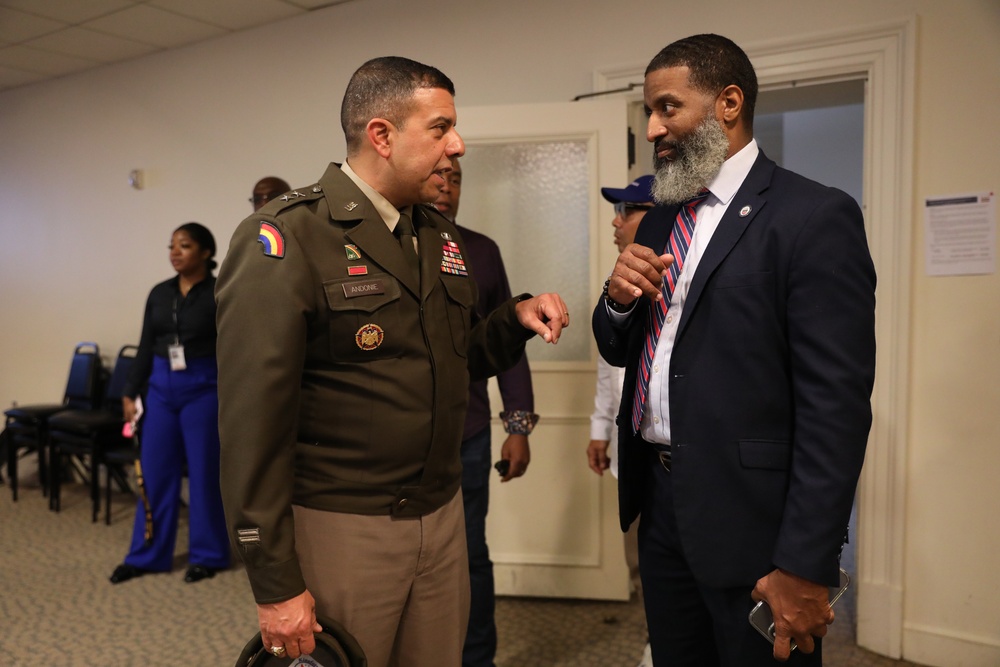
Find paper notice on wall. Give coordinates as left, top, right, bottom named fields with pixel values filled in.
left=924, top=192, right=995, bottom=276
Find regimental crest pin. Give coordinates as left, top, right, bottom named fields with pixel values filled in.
left=355, top=323, right=384, bottom=351
left=345, top=244, right=361, bottom=260
left=258, top=222, right=284, bottom=259
left=441, top=232, right=452, bottom=240
left=739, top=205, right=752, bottom=217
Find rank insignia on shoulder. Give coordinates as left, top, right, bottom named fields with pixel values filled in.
left=280, top=191, right=306, bottom=202
left=258, top=222, right=285, bottom=259
left=345, top=244, right=361, bottom=260
left=355, top=323, right=384, bottom=351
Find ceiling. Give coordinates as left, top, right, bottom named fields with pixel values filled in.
left=0, top=0, right=354, bottom=93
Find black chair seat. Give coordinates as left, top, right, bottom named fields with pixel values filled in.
left=49, top=410, right=123, bottom=436
left=6, top=342, right=102, bottom=502
left=5, top=404, right=68, bottom=421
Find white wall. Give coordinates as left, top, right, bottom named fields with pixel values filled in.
left=2, top=0, right=999, bottom=664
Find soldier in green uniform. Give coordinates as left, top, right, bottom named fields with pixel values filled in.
left=216, top=56, right=569, bottom=667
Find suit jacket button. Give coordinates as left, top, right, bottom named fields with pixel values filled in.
left=397, top=498, right=408, bottom=510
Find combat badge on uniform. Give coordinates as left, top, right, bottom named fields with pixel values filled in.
left=355, top=323, right=384, bottom=351
left=441, top=240, right=469, bottom=276
left=258, top=222, right=284, bottom=259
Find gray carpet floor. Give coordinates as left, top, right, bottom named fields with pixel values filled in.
left=0, top=475, right=924, bottom=666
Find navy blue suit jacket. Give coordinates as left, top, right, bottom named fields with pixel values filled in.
left=592, top=151, right=876, bottom=589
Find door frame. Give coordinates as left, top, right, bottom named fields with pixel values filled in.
left=593, top=20, right=916, bottom=659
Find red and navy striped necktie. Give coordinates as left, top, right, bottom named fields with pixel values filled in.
left=631, top=189, right=709, bottom=434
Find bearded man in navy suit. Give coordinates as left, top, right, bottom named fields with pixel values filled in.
left=592, top=34, right=876, bottom=666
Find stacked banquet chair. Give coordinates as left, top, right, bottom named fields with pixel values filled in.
left=48, top=344, right=138, bottom=522
left=4, top=342, right=103, bottom=506
left=101, top=415, right=143, bottom=526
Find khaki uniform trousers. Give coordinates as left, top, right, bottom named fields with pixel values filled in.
left=293, top=490, right=469, bottom=667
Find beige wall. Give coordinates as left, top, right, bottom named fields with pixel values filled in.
left=1, top=0, right=998, bottom=664
left=904, top=2, right=1000, bottom=664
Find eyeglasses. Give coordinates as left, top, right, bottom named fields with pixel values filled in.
left=614, top=202, right=654, bottom=217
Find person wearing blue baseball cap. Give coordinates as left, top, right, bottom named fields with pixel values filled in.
left=590, top=174, right=655, bottom=667
left=600, top=175, right=656, bottom=254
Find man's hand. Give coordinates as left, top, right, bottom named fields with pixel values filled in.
left=257, top=590, right=323, bottom=660
left=498, top=434, right=530, bottom=482
left=606, top=244, right=674, bottom=307
left=515, top=293, right=569, bottom=343
left=587, top=439, right=611, bottom=475
left=751, top=569, right=834, bottom=661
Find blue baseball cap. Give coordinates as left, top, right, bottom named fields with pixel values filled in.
left=601, top=175, right=654, bottom=204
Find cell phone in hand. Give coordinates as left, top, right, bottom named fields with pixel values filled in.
left=494, top=459, right=510, bottom=477
left=748, top=568, right=850, bottom=650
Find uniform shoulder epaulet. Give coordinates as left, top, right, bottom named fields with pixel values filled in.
left=268, top=185, right=324, bottom=214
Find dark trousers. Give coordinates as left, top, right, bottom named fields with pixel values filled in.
left=639, top=445, right=822, bottom=667
left=124, top=356, right=230, bottom=572
left=461, top=427, right=496, bottom=667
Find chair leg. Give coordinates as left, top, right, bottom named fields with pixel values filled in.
left=90, top=449, right=100, bottom=523
left=8, top=440, right=17, bottom=502
left=39, top=426, right=50, bottom=499
left=105, top=461, right=111, bottom=526
left=50, top=447, right=60, bottom=512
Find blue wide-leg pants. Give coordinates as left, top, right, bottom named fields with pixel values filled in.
left=124, top=356, right=230, bottom=572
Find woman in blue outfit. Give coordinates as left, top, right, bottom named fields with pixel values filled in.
left=110, top=222, right=230, bottom=584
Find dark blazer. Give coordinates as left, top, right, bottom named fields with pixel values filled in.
left=216, top=163, right=532, bottom=604
left=592, top=151, right=876, bottom=589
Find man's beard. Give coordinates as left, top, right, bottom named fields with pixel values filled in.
left=651, top=114, right=729, bottom=205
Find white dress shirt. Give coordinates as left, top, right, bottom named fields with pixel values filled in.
left=341, top=160, right=413, bottom=233
left=611, top=140, right=760, bottom=445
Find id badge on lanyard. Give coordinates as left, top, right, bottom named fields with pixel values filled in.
left=168, top=342, right=187, bottom=371
left=169, top=295, right=187, bottom=371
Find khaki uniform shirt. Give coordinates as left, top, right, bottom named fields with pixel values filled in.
left=216, top=163, right=531, bottom=603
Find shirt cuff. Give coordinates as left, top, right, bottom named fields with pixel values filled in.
left=606, top=299, right=636, bottom=324
left=500, top=410, right=539, bottom=435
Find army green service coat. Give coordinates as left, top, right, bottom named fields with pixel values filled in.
left=216, top=163, right=532, bottom=603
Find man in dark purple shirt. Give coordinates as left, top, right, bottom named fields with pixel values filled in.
left=435, top=157, right=537, bottom=667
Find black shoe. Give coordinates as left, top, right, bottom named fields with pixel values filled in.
left=183, top=565, right=218, bottom=583
left=109, top=563, right=147, bottom=584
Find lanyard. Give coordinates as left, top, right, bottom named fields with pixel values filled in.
left=172, top=294, right=181, bottom=345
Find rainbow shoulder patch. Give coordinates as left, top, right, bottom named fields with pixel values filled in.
left=258, top=222, right=284, bottom=259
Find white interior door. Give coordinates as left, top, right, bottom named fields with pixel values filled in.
left=456, top=99, right=630, bottom=600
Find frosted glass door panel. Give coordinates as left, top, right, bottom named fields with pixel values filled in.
left=459, top=141, right=589, bottom=362
left=456, top=99, right=630, bottom=601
